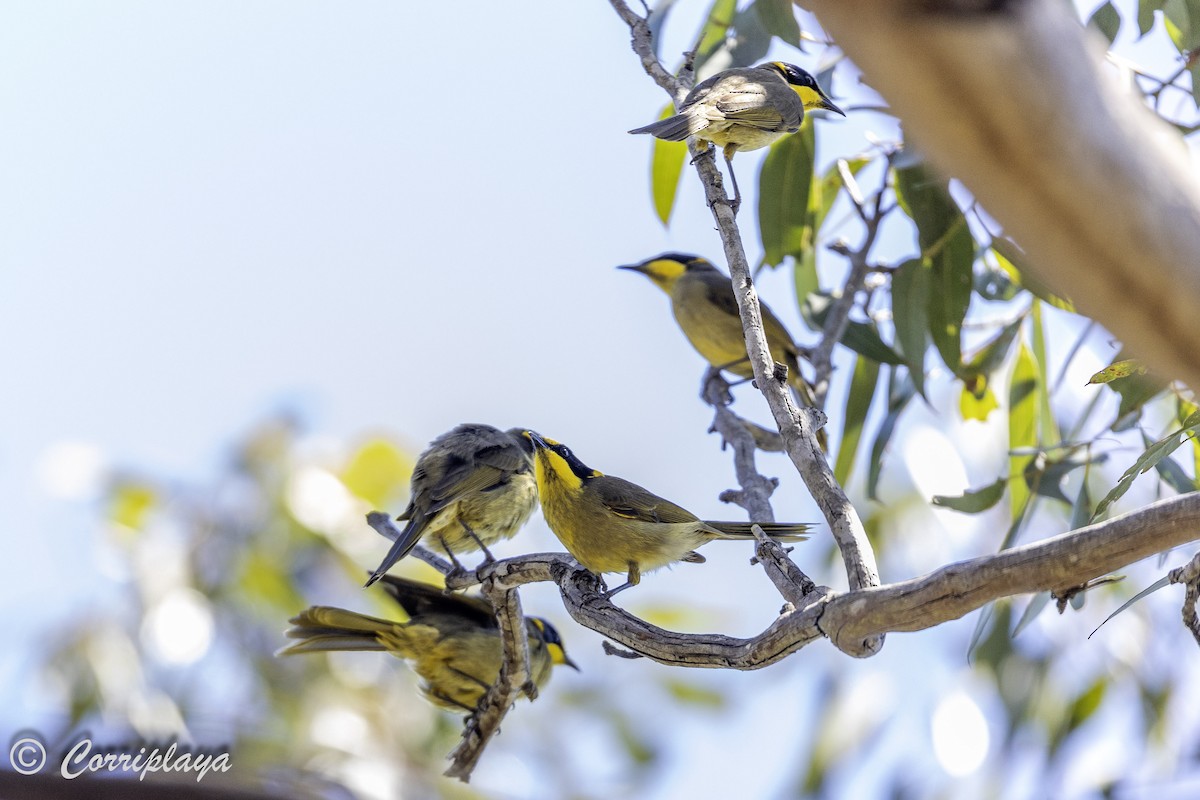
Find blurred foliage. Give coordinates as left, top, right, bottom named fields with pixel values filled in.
left=26, top=0, right=1200, bottom=798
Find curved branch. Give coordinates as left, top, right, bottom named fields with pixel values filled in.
left=445, top=493, right=1200, bottom=668
left=804, top=0, right=1200, bottom=390
left=820, top=493, right=1200, bottom=649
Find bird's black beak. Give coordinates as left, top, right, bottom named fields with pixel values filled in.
left=818, top=95, right=846, bottom=117
left=617, top=263, right=649, bottom=274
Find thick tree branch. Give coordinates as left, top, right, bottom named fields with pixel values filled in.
left=820, top=494, right=1200, bottom=649
left=446, top=493, right=1200, bottom=666
left=803, top=0, right=1200, bottom=391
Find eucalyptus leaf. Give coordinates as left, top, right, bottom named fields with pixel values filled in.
left=1088, top=575, right=1172, bottom=638
left=760, top=124, right=815, bottom=266
left=834, top=355, right=880, bottom=486
left=932, top=477, right=1007, bottom=513
left=753, top=0, right=802, bottom=47
left=891, top=258, right=929, bottom=399
left=867, top=368, right=916, bottom=500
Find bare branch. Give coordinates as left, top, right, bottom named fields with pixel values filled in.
left=820, top=494, right=1200, bottom=651
left=703, top=369, right=780, bottom=521
left=444, top=580, right=535, bottom=781
left=445, top=494, right=1200, bottom=666
left=607, top=0, right=685, bottom=100
left=751, top=524, right=818, bottom=608
left=1168, top=550, right=1200, bottom=647
left=810, top=159, right=892, bottom=405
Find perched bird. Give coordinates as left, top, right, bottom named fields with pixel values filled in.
left=629, top=62, right=844, bottom=210
left=279, top=575, right=576, bottom=712
left=365, top=424, right=537, bottom=586
left=618, top=252, right=818, bottom=408
left=524, top=431, right=810, bottom=594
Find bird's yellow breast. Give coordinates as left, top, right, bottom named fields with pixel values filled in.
left=671, top=278, right=755, bottom=375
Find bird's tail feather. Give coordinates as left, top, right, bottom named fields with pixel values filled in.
left=628, top=114, right=696, bottom=141
left=364, top=513, right=426, bottom=587
left=703, top=521, right=809, bottom=542
left=277, top=606, right=398, bottom=656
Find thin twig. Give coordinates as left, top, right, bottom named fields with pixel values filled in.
left=1168, top=550, right=1200, bottom=647
left=365, top=511, right=536, bottom=782
left=365, top=511, right=456, bottom=574
left=444, top=580, right=535, bottom=780
left=607, top=0, right=682, bottom=99
left=810, top=155, right=894, bottom=405
left=703, top=369, right=779, bottom=521
left=750, top=524, right=819, bottom=608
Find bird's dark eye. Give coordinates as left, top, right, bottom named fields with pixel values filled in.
left=559, top=446, right=573, bottom=460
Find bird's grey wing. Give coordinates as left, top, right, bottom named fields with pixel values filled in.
left=593, top=477, right=699, bottom=524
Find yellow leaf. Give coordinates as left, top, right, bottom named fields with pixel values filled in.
left=340, top=438, right=413, bottom=508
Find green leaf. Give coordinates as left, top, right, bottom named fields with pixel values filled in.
left=867, top=368, right=916, bottom=500
left=1012, top=592, right=1053, bottom=638
left=834, top=355, right=881, bottom=486
left=1067, top=679, right=1108, bottom=730
left=1087, top=358, right=1148, bottom=385
left=753, top=0, right=802, bottom=47
left=1105, top=355, right=1169, bottom=431
left=1178, top=395, right=1200, bottom=481
left=890, top=258, right=929, bottom=399
left=793, top=249, right=820, bottom=328
left=1009, top=343, right=1040, bottom=518
left=693, top=0, right=738, bottom=73
left=814, top=155, right=870, bottom=235
left=1029, top=301, right=1061, bottom=444
left=964, top=316, right=1024, bottom=379
left=841, top=321, right=905, bottom=365
left=1088, top=575, right=1172, bottom=638
left=759, top=123, right=815, bottom=266
left=649, top=104, right=689, bottom=226
left=1069, top=459, right=1094, bottom=530
left=992, top=238, right=1075, bottom=312
left=1164, top=0, right=1200, bottom=49
left=1147, top=431, right=1199, bottom=494
left=894, top=162, right=974, bottom=376
left=1091, top=415, right=1200, bottom=520
left=803, top=291, right=905, bottom=364
left=928, top=225, right=974, bottom=377
left=727, top=4, right=773, bottom=67
left=663, top=678, right=728, bottom=709
left=340, top=438, right=413, bottom=508
left=932, top=477, right=1007, bottom=513
left=1139, top=0, right=1167, bottom=37
left=1089, top=1, right=1122, bottom=42
left=1025, top=452, right=1099, bottom=505
left=960, top=383, right=998, bottom=421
